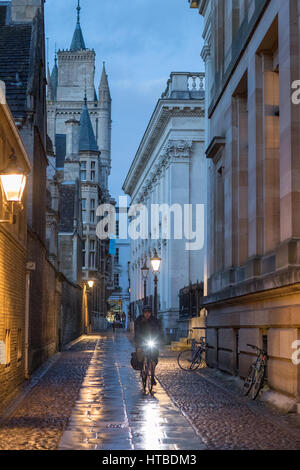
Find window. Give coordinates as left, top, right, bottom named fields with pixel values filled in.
left=5, top=329, right=11, bottom=368
left=115, top=248, right=119, bottom=264
left=90, top=199, right=95, bottom=224
left=91, top=162, right=96, bottom=181
left=116, top=220, right=119, bottom=238
left=82, top=199, right=86, bottom=224
left=80, top=161, right=87, bottom=181
left=114, top=274, right=119, bottom=287
left=82, top=239, right=86, bottom=268
left=89, top=239, right=96, bottom=268
left=17, top=328, right=22, bottom=362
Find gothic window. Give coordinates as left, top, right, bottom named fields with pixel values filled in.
left=82, top=199, right=86, bottom=224
left=91, top=161, right=96, bottom=181
left=82, top=239, right=86, bottom=268
left=90, top=199, right=95, bottom=223
left=80, top=161, right=87, bottom=181
left=89, top=239, right=96, bottom=268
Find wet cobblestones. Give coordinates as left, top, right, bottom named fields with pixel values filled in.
left=156, top=351, right=300, bottom=450
left=0, top=338, right=97, bottom=450
left=1, top=335, right=300, bottom=450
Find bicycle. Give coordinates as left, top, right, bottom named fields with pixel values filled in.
left=140, top=339, right=159, bottom=395
left=177, top=336, right=208, bottom=371
left=243, top=344, right=267, bottom=400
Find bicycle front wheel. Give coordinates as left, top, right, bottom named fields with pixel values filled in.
left=250, top=366, right=265, bottom=400
left=242, top=364, right=256, bottom=396
left=178, top=349, right=202, bottom=371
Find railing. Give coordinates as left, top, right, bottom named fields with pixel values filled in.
left=161, top=72, right=205, bottom=99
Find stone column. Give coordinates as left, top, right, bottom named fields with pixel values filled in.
left=237, top=94, right=249, bottom=265
left=261, top=53, right=280, bottom=254
left=65, top=119, right=79, bottom=160
left=167, top=140, right=191, bottom=324
left=279, top=1, right=300, bottom=241
left=247, top=54, right=264, bottom=259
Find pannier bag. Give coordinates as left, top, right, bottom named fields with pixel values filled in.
left=131, top=352, right=143, bottom=371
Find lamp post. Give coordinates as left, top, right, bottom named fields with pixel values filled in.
left=150, top=249, right=161, bottom=317
left=0, top=152, right=27, bottom=224
left=141, top=259, right=149, bottom=306
left=84, top=280, right=94, bottom=334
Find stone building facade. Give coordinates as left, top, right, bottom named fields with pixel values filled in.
left=47, top=1, right=112, bottom=321
left=107, top=206, right=130, bottom=330
left=190, top=0, right=300, bottom=406
left=123, top=72, right=206, bottom=338
left=0, top=80, right=30, bottom=404
left=0, top=0, right=64, bottom=374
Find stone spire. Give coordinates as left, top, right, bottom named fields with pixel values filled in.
left=99, top=62, right=111, bottom=104
left=70, top=0, right=86, bottom=51
left=98, top=62, right=111, bottom=194
left=50, top=50, right=58, bottom=101
left=47, top=62, right=53, bottom=101
left=78, top=94, right=99, bottom=152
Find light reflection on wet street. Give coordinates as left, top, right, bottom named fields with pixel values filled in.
left=59, top=332, right=205, bottom=450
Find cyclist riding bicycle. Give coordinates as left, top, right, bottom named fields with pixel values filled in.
left=134, top=305, right=164, bottom=386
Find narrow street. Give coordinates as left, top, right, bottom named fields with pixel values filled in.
left=1, top=332, right=300, bottom=451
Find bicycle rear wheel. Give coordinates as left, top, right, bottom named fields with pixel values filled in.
left=178, top=349, right=202, bottom=371
left=242, top=364, right=256, bottom=396
left=147, top=362, right=154, bottom=395
left=141, top=362, right=148, bottom=394
left=250, top=366, right=265, bottom=400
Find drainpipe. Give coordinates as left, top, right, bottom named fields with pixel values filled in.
left=25, top=262, right=36, bottom=380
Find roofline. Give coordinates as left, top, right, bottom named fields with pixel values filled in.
left=0, top=83, right=31, bottom=172
left=122, top=96, right=204, bottom=195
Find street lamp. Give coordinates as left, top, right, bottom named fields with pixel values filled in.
left=0, top=153, right=27, bottom=224
left=141, top=259, right=149, bottom=306
left=83, top=280, right=95, bottom=335
left=150, top=249, right=161, bottom=317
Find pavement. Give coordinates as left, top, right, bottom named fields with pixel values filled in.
left=1, top=331, right=300, bottom=450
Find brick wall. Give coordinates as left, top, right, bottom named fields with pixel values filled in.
left=0, top=227, right=26, bottom=404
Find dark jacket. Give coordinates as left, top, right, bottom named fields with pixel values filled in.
left=134, top=315, right=164, bottom=347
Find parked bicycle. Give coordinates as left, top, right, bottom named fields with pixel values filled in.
left=243, top=344, right=267, bottom=400
left=177, top=336, right=208, bottom=371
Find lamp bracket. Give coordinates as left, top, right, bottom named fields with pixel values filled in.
left=0, top=201, right=23, bottom=225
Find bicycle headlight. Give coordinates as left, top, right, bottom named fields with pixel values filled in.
left=147, top=340, right=156, bottom=349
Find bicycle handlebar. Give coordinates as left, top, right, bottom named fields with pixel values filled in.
left=247, top=344, right=266, bottom=355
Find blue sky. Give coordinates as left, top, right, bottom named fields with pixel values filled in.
left=45, top=0, right=204, bottom=200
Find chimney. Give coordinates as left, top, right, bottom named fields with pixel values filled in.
left=11, top=0, right=44, bottom=24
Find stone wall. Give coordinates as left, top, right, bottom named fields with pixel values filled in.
left=60, top=279, right=83, bottom=348
left=27, top=231, right=61, bottom=372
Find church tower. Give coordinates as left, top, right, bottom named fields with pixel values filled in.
left=47, top=0, right=112, bottom=196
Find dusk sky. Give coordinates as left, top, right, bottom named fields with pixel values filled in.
left=45, top=0, right=204, bottom=201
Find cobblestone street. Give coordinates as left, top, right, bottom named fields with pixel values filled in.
left=0, top=332, right=300, bottom=450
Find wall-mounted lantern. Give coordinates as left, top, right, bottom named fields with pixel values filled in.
left=0, top=152, right=27, bottom=224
